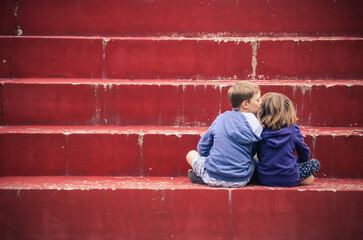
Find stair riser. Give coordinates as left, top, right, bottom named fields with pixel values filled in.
left=3, top=82, right=362, bottom=127
left=0, top=0, right=15, bottom=35
left=0, top=38, right=10, bottom=78
left=1, top=189, right=362, bottom=240
left=257, top=40, right=363, bottom=80
left=4, top=0, right=363, bottom=37
left=0, top=132, right=196, bottom=177
left=0, top=131, right=361, bottom=178
left=1, top=37, right=363, bottom=79
left=7, top=37, right=104, bottom=78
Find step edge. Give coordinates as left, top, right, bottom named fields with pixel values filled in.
left=0, top=176, right=361, bottom=191
left=1, top=35, right=363, bottom=42
left=0, top=125, right=362, bottom=136
left=2, top=78, right=363, bottom=86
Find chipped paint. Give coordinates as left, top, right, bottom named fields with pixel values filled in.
left=311, top=135, right=316, bottom=158
left=161, top=190, right=165, bottom=201
left=93, top=85, right=101, bottom=124
left=16, top=26, right=22, bottom=36
left=14, top=4, right=23, bottom=36
left=102, top=38, right=110, bottom=79
left=138, top=133, right=144, bottom=149
left=164, top=132, right=182, bottom=138
left=251, top=41, right=258, bottom=79
left=300, top=85, right=312, bottom=96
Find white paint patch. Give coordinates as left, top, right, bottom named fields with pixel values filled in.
left=300, top=85, right=312, bottom=95
left=102, top=38, right=110, bottom=79
left=138, top=133, right=144, bottom=149
left=14, top=5, right=23, bottom=36
left=16, top=27, right=22, bottom=36
left=164, top=132, right=182, bottom=138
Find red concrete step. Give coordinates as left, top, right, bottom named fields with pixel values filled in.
left=0, top=0, right=16, bottom=35
left=1, top=36, right=362, bottom=80
left=3, top=0, right=363, bottom=37
left=0, top=126, right=361, bottom=178
left=0, top=38, right=10, bottom=78
left=2, top=79, right=362, bottom=127
left=0, top=176, right=362, bottom=240
left=256, top=39, right=363, bottom=80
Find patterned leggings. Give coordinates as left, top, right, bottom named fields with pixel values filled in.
left=298, top=158, right=321, bottom=182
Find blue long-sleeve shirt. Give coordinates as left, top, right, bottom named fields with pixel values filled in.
left=257, top=125, right=310, bottom=187
left=197, top=110, right=262, bottom=182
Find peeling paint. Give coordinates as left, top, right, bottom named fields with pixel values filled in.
left=251, top=41, right=258, bottom=79
left=103, top=38, right=110, bottom=48
left=300, top=85, right=312, bottom=96
left=14, top=3, right=23, bottom=36
left=311, top=135, right=316, bottom=158
left=16, top=26, right=22, bottom=36
left=138, top=133, right=144, bottom=150
left=102, top=38, right=110, bottom=79
left=164, top=132, right=182, bottom=138
left=93, top=85, right=101, bottom=124
left=161, top=190, right=165, bottom=201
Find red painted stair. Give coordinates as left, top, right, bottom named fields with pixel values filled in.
left=1, top=0, right=362, bottom=239
left=1, top=79, right=362, bottom=127
left=2, top=0, right=363, bottom=37
left=1, top=36, right=363, bottom=79
left=0, top=177, right=362, bottom=240
left=0, top=125, right=362, bottom=178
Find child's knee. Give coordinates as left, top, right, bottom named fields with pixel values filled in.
left=311, top=158, right=321, bottom=170
left=186, top=150, right=198, bottom=159
left=186, top=150, right=199, bottom=166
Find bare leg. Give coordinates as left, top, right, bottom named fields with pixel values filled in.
left=186, top=150, right=205, bottom=185
left=300, top=175, right=314, bottom=185
left=186, top=150, right=200, bottom=167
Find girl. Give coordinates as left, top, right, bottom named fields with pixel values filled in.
left=257, top=93, right=320, bottom=187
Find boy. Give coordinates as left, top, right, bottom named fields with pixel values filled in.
left=186, top=81, right=262, bottom=187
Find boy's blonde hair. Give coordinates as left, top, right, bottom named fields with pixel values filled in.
left=257, top=92, right=297, bottom=130
left=227, top=81, right=260, bottom=110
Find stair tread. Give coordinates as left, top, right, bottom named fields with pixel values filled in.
left=2, top=35, right=363, bottom=41
left=1, top=125, right=362, bottom=136
left=2, top=78, right=363, bottom=86
left=0, top=176, right=362, bottom=191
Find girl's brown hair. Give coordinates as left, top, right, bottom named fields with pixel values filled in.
left=257, top=93, right=297, bottom=130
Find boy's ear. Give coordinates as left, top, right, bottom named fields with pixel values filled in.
left=241, top=100, right=249, bottom=109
